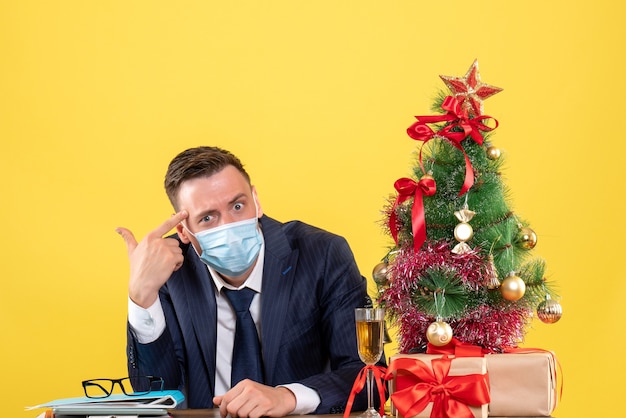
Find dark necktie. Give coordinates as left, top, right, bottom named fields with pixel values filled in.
left=223, top=287, right=264, bottom=386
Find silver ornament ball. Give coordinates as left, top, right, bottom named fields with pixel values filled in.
left=537, top=297, right=563, bottom=324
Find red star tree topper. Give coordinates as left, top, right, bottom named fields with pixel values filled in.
left=439, top=59, right=503, bottom=117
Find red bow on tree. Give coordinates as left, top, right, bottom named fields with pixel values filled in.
left=406, top=96, right=498, bottom=197
left=389, top=176, right=436, bottom=251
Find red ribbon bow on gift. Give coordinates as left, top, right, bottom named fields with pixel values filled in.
left=386, top=356, right=490, bottom=418
left=426, top=337, right=490, bottom=357
left=388, top=176, right=437, bottom=251
left=343, top=365, right=387, bottom=418
left=407, top=96, right=498, bottom=197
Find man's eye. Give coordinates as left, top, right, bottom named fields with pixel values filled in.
left=201, top=215, right=213, bottom=223
left=233, top=203, right=243, bottom=211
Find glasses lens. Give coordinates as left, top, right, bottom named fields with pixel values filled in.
left=83, top=379, right=114, bottom=398
left=124, top=376, right=164, bottom=395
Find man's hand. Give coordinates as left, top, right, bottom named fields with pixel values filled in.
left=213, top=380, right=297, bottom=418
left=116, top=211, right=188, bottom=308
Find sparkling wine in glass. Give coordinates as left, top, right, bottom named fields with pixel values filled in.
left=355, top=308, right=385, bottom=418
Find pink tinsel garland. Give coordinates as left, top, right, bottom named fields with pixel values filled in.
left=380, top=240, right=532, bottom=353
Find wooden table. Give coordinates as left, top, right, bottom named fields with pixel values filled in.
left=170, top=411, right=345, bottom=418
left=169, top=410, right=553, bottom=418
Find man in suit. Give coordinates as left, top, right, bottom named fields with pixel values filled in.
left=116, top=146, right=383, bottom=417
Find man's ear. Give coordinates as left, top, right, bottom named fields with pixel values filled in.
left=252, top=186, right=264, bottom=218
left=176, top=223, right=192, bottom=244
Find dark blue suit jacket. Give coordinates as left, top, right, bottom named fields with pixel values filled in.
left=127, top=215, right=383, bottom=413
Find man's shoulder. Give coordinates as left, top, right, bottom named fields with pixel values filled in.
left=261, top=215, right=344, bottom=243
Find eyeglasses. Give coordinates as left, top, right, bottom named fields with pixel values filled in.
left=82, top=376, right=165, bottom=399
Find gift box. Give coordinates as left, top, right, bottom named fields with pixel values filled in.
left=387, top=354, right=489, bottom=418
left=486, top=351, right=558, bottom=417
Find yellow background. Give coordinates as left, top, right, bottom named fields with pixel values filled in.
left=1, top=1, right=623, bottom=416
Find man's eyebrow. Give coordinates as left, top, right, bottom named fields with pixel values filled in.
left=228, top=193, right=248, bottom=205
left=192, top=193, right=248, bottom=222
left=193, top=208, right=218, bottom=222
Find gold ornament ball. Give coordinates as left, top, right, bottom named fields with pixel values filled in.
left=537, top=299, right=563, bottom=324
left=500, top=274, right=526, bottom=301
left=517, top=227, right=538, bottom=250
left=486, top=145, right=501, bottom=160
left=454, top=222, right=474, bottom=242
left=372, top=262, right=389, bottom=285
left=426, top=321, right=453, bottom=346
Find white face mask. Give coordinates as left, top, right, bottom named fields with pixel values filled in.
left=186, top=217, right=262, bottom=277
left=184, top=199, right=262, bottom=277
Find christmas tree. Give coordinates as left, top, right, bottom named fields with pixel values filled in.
left=375, top=60, right=562, bottom=354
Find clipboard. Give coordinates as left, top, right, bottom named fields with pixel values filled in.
left=28, top=390, right=184, bottom=416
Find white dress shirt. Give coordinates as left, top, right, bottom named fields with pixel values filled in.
left=128, top=243, right=320, bottom=414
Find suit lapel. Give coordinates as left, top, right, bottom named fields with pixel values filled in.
left=259, top=217, right=298, bottom=384
left=180, top=249, right=218, bottom=393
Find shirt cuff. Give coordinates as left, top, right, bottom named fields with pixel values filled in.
left=127, top=296, right=166, bottom=344
left=279, top=383, right=320, bottom=415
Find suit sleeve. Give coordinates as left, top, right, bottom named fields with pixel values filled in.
left=126, top=286, right=185, bottom=391
left=295, top=235, right=387, bottom=414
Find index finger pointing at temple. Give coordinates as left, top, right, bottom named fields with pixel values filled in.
left=149, top=210, right=188, bottom=239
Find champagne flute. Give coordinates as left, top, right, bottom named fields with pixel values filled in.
left=355, top=308, right=385, bottom=418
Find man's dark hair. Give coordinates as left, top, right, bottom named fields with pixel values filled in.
left=164, top=146, right=251, bottom=209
